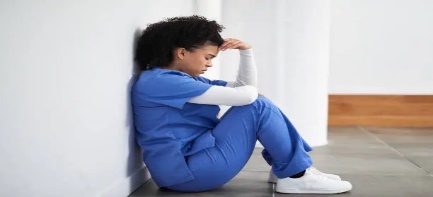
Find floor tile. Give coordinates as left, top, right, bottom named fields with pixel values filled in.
left=309, top=153, right=427, bottom=175
left=327, top=127, right=379, bottom=144
left=405, top=156, right=433, bottom=173
left=387, top=142, right=433, bottom=157
left=310, top=127, right=426, bottom=175
left=129, top=171, right=273, bottom=197
left=311, top=143, right=398, bottom=156
left=367, top=127, right=433, bottom=143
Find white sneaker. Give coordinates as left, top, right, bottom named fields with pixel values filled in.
left=275, top=169, right=352, bottom=194
left=268, top=167, right=341, bottom=183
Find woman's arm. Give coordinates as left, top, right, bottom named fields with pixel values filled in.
left=225, top=48, right=257, bottom=88
left=188, top=85, right=258, bottom=106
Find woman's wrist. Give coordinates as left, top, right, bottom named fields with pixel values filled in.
left=239, top=47, right=252, bottom=50
left=240, top=48, right=253, bottom=55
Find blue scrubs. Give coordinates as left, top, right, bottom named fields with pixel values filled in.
left=132, top=68, right=313, bottom=192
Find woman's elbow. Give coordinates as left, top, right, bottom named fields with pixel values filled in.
left=238, top=89, right=258, bottom=105
left=233, top=85, right=258, bottom=106
left=245, top=93, right=258, bottom=104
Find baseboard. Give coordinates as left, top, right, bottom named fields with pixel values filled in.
left=329, top=95, right=433, bottom=127
left=98, top=166, right=150, bottom=197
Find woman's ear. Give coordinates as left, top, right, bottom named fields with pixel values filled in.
left=175, top=47, right=187, bottom=60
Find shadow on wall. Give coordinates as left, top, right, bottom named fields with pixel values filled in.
left=126, top=28, right=147, bottom=193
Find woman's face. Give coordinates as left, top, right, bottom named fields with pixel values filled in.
left=179, top=44, right=219, bottom=77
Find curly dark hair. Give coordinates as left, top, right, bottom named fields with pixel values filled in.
left=134, top=15, right=225, bottom=71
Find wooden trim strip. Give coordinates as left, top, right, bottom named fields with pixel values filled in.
left=328, top=95, right=433, bottom=127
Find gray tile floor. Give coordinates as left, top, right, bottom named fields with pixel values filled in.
left=129, top=126, right=433, bottom=196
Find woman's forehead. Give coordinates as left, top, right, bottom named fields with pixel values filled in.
left=199, top=45, right=219, bottom=56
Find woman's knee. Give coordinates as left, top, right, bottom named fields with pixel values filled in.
left=252, top=96, right=275, bottom=107
left=222, top=96, right=276, bottom=118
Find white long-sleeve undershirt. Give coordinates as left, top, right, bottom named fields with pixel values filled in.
left=188, top=49, right=258, bottom=106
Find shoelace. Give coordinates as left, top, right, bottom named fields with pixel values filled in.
left=309, top=167, right=324, bottom=175
left=307, top=168, right=329, bottom=180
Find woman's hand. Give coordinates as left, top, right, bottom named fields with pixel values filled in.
left=218, top=38, right=251, bottom=51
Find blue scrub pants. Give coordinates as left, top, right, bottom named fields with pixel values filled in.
left=166, top=96, right=313, bottom=192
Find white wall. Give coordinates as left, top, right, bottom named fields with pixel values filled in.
left=220, top=0, right=278, bottom=100
left=329, top=0, right=433, bottom=95
left=0, top=0, right=193, bottom=196
left=220, top=0, right=330, bottom=147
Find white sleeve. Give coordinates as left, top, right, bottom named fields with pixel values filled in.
left=225, top=49, right=257, bottom=88
left=187, top=85, right=258, bottom=106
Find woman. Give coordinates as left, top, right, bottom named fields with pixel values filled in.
left=132, top=15, right=352, bottom=194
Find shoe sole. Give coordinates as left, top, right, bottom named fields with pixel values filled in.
left=269, top=178, right=341, bottom=184
left=275, top=187, right=352, bottom=194
left=268, top=174, right=341, bottom=184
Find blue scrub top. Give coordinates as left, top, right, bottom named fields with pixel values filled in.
left=131, top=67, right=227, bottom=187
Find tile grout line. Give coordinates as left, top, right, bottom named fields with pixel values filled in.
left=356, top=126, right=405, bottom=157
left=357, top=126, right=430, bottom=175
